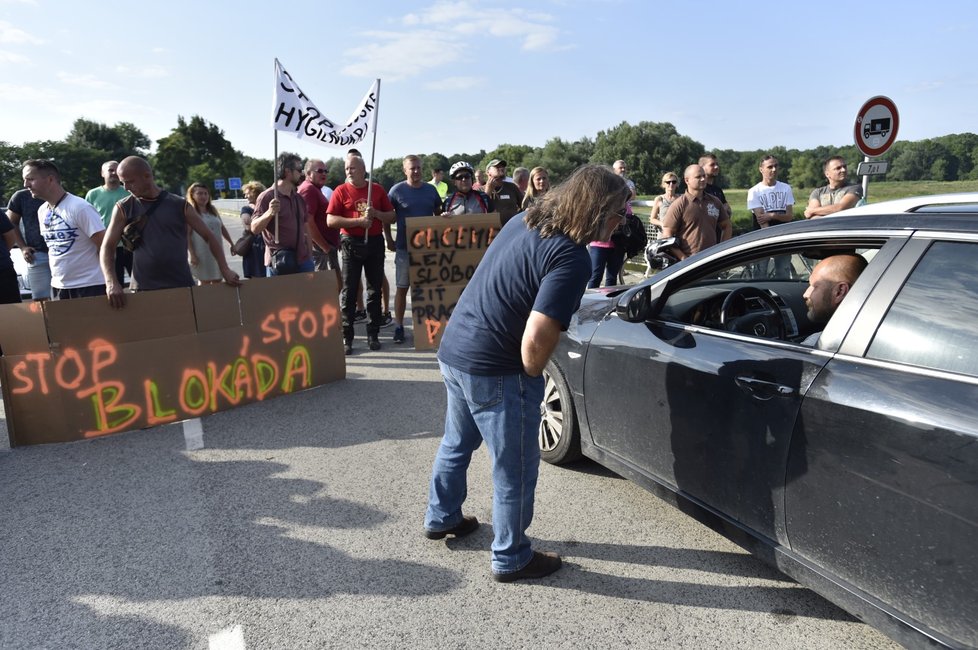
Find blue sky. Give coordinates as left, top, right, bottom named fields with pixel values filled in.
left=1, top=0, right=975, bottom=167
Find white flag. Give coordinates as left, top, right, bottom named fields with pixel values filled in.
left=271, top=59, right=379, bottom=149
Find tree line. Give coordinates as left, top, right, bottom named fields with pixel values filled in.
left=3, top=116, right=977, bottom=203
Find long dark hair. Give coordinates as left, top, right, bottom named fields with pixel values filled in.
left=523, top=164, right=630, bottom=245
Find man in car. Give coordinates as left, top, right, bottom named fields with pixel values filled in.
left=661, top=164, right=730, bottom=261
left=804, top=157, right=863, bottom=218
left=801, top=253, right=867, bottom=346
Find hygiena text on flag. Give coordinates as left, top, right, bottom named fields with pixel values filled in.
left=271, top=59, right=378, bottom=149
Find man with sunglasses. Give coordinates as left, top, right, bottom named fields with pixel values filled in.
left=443, top=162, right=492, bottom=215
left=297, top=159, right=342, bottom=289
left=22, top=159, right=107, bottom=300
left=661, top=164, right=730, bottom=261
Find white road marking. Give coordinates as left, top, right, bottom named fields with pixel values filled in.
left=209, top=625, right=246, bottom=650
left=183, top=418, right=204, bottom=451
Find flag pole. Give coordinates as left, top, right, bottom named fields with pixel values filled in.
left=363, top=78, right=381, bottom=244
left=272, top=59, right=280, bottom=245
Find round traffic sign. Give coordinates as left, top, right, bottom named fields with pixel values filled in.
left=854, top=96, right=899, bottom=156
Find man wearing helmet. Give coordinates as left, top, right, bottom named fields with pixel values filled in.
left=443, top=162, right=493, bottom=215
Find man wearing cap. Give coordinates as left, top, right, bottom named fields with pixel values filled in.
left=483, top=159, right=523, bottom=225
left=443, top=162, right=493, bottom=215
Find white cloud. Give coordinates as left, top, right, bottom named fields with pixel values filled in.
left=342, top=1, right=563, bottom=81
left=0, top=20, right=42, bottom=44
left=0, top=82, right=56, bottom=103
left=424, top=75, right=483, bottom=91
left=115, top=64, right=170, bottom=79
left=56, top=71, right=118, bottom=90
left=0, top=49, right=27, bottom=63
left=340, top=29, right=466, bottom=81
left=404, top=1, right=560, bottom=50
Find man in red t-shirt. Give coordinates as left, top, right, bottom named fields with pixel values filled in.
left=327, top=155, right=395, bottom=354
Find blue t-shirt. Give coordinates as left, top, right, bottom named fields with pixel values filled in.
left=388, top=181, right=443, bottom=251
left=437, top=215, right=592, bottom=375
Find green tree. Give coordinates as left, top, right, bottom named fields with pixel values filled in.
left=65, top=118, right=150, bottom=160
left=241, top=155, right=274, bottom=188
left=154, top=115, right=240, bottom=193
left=482, top=144, right=535, bottom=173
left=535, top=137, right=594, bottom=184
left=787, top=153, right=823, bottom=188
left=16, top=140, right=106, bottom=195
left=591, top=121, right=703, bottom=193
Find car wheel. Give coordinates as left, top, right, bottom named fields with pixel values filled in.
left=539, top=359, right=582, bottom=465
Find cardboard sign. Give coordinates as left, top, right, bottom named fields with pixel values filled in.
left=406, top=213, right=501, bottom=350
left=0, top=273, right=345, bottom=446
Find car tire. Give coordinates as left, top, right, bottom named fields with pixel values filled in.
left=539, top=359, right=582, bottom=465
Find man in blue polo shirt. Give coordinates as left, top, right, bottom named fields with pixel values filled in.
left=423, top=164, right=631, bottom=583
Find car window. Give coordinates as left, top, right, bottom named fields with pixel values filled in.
left=867, top=241, right=978, bottom=377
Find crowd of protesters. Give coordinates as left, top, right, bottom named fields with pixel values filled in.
left=1, top=151, right=861, bottom=340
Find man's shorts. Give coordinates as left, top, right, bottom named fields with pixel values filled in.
left=395, top=249, right=410, bottom=289
left=313, top=248, right=340, bottom=272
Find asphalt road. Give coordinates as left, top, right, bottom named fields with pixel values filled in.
left=0, top=204, right=899, bottom=649
left=0, top=354, right=899, bottom=648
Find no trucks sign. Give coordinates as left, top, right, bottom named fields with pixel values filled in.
left=854, top=96, right=900, bottom=157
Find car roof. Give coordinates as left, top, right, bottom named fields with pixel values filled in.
left=833, top=191, right=978, bottom=216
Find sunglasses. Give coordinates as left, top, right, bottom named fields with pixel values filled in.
left=664, top=180, right=678, bottom=185
left=454, top=174, right=473, bottom=181
left=314, top=168, right=328, bottom=174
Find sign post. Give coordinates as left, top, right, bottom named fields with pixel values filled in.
left=229, top=177, right=242, bottom=200
left=213, top=178, right=227, bottom=198
left=854, top=96, right=900, bottom=201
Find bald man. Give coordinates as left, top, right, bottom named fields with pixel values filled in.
left=102, top=155, right=240, bottom=308
left=800, top=254, right=868, bottom=346
left=661, top=164, right=730, bottom=260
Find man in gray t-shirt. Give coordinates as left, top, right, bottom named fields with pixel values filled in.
left=804, top=156, right=863, bottom=218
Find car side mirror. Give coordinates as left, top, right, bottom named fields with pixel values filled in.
left=615, top=283, right=663, bottom=323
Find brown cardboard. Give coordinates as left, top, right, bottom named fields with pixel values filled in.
left=0, top=272, right=344, bottom=446
left=406, top=213, right=500, bottom=351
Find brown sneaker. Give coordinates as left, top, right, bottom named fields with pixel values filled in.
left=423, top=515, right=479, bottom=540
left=491, top=551, right=562, bottom=583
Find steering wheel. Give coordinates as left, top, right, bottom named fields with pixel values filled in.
left=719, top=287, right=787, bottom=339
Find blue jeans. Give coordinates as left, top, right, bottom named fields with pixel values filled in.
left=265, top=258, right=315, bottom=277
left=588, top=244, right=625, bottom=288
left=425, top=361, right=546, bottom=573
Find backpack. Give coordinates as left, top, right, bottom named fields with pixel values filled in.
left=612, top=213, right=648, bottom=258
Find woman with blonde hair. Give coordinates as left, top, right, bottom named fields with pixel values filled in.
left=521, top=167, right=550, bottom=210
left=185, top=182, right=235, bottom=284
left=645, top=172, right=680, bottom=277
left=649, top=172, right=680, bottom=238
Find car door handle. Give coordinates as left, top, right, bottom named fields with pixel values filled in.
left=734, top=375, right=797, bottom=399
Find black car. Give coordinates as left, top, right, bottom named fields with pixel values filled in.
left=539, top=210, right=977, bottom=649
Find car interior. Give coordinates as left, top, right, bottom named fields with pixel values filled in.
left=656, top=244, right=882, bottom=344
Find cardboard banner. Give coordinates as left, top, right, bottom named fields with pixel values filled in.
left=406, top=213, right=501, bottom=350
left=0, top=273, right=345, bottom=446
left=271, top=59, right=378, bottom=149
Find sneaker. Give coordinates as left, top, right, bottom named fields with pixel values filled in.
left=354, top=309, right=367, bottom=324
left=368, top=336, right=381, bottom=351
left=344, top=340, right=353, bottom=355
left=393, top=326, right=405, bottom=344
left=491, top=551, right=562, bottom=583
left=423, top=515, right=479, bottom=540
left=380, top=311, right=394, bottom=328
